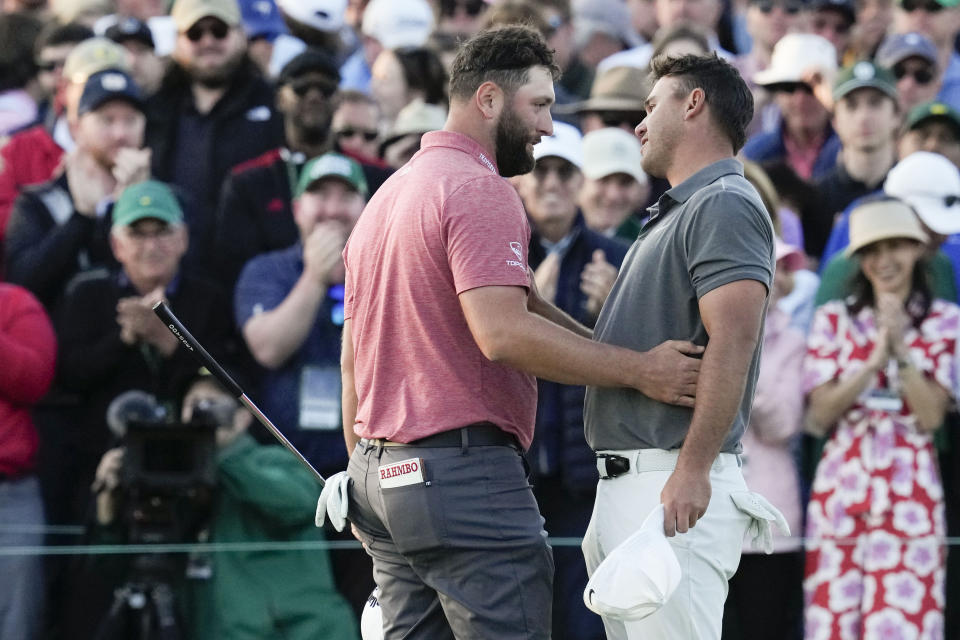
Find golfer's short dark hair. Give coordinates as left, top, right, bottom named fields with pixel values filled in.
left=650, top=53, right=754, bottom=153
left=448, top=25, right=559, bottom=101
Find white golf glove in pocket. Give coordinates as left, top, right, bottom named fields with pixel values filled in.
left=730, top=491, right=790, bottom=554
left=316, top=471, right=350, bottom=532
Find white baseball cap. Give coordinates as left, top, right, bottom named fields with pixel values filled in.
left=276, top=0, right=346, bottom=32
left=884, top=151, right=960, bottom=235
left=362, top=0, right=434, bottom=50
left=534, top=121, right=584, bottom=169
left=754, top=33, right=837, bottom=87
left=584, top=505, right=682, bottom=621
left=582, top=127, right=647, bottom=186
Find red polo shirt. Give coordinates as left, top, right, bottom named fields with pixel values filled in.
left=343, top=131, right=537, bottom=449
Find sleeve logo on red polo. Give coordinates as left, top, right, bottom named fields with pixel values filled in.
left=506, top=241, right=524, bottom=268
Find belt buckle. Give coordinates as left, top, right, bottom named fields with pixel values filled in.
left=596, top=453, right=630, bottom=479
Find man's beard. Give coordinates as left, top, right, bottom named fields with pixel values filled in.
left=495, top=106, right=536, bottom=178
left=293, top=107, right=333, bottom=145
left=188, top=50, right=243, bottom=88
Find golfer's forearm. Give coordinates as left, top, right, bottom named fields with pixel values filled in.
left=530, top=296, right=592, bottom=339
left=678, top=333, right=754, bottom=471
left=342, top=384, right=360, bottom=454
left=483, top=311, right=634, bottom=387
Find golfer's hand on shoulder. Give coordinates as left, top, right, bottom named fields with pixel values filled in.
left=634, top=340, right=704, bottom=408
left=316, top=471, right=350, bottom=532
left=660, top=464, right=711, bottom=536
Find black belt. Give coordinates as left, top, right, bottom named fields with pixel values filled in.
left=367, top=423, right=519, bottom=449
left=596, top=453, right=631, bottom=479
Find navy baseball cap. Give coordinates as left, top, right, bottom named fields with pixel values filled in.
left=810, top=0, right=856, bottom=22
left=78, top=69, right=145, bottom=116
left=105, top=17, right=156, bottom=49
left=876, top=32, right=938, bottom=69
left=277, top=48, right=340, bottom=86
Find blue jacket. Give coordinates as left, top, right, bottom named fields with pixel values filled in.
left=234, top=244, right=348, bottom=478
left=526, top=214, right=629, bottom=492
left=742, top=122, right=842, bottom=181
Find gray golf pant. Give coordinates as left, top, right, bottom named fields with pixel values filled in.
left=347, top=440, right=554, bottom=640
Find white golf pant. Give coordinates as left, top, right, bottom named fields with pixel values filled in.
left=582, top=449, right=753, bottom=640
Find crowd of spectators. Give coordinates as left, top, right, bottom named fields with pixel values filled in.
left=2, top=0, right=960, bottom=638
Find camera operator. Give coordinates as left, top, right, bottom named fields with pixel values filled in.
left=89, top=372, right=359, bottom=640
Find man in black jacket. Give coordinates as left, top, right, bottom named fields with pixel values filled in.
left=54, top=180, right=236, bottom=531
left=46, top=180, right=239, bottom=636
left=212, top=49, right=392, bottom=290
left=5, top=68, right=149, bottom=311
left=146, top=0, right=284, bottom=266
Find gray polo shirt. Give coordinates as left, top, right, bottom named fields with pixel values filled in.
left=584, top=158, right=774, bottom=453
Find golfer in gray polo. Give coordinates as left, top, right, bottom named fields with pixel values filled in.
left=581, top=53, right=779, bottom=640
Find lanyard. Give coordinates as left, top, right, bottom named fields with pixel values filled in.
left=280, top=148, right=307, bottom=198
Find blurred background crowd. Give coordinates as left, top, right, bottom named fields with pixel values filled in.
left=2, top=0, right=960, bottom=638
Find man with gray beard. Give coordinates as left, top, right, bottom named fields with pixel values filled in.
left=145, top=0, right=283, bottom=264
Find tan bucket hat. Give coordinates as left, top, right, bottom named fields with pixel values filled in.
left=555, top=66, right=649, bottom=115
left=845, top=199, right=929, bottom=257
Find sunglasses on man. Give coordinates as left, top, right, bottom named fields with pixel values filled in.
left=597, top=112, right=646, bottom=129
left=289, top=79, right=337, bottom=99
left=753, top=0, right=802, bottom=14
left=336, top=128, right=379, bottom=142
left=439, top=0, right=486, bottom=18
left=893, top=63, right=935, bottom=85
left=185, top=20, right=229, bottom=42
left=36, top=58, right=66, bottom=72
left=766, top=82, right=814, bottom=95
left=533, top=160, right=578, bottom=181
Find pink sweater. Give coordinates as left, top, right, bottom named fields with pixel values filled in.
left=741, top=306, right=805, bottom=553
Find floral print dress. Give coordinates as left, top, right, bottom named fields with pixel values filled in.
left=803, top=299, right=960, bottom=640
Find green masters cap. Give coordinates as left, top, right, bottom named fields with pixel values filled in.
left=896, top=0, right=959, bottom=7
left=905, top=100, right=960, bottom=134
left=112, top=180, right=184, bottom=228
left=296, top=153, right=369, bottom=198
left=833, top=60, right=898, bottom=103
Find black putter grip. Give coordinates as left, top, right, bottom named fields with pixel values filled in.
left=152, top=301, right=244, bottom=398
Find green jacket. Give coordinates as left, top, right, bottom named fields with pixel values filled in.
left=185, top=434, right=360, bottom=640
